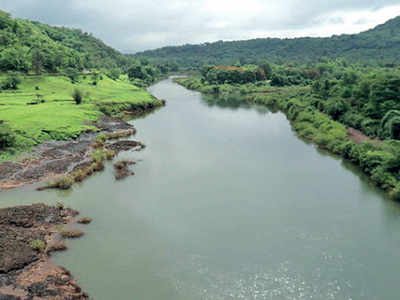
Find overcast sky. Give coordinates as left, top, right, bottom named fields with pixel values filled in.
left=1, top=0, right=400, bottom=53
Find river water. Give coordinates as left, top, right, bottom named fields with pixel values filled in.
left=2, top=78, right=400, bottom=300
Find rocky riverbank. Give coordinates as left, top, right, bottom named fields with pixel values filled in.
left=0, top=116, right=144, bottom=191
left=0, top=203, right=91, bottom=299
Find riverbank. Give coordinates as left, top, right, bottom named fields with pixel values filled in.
left=0, top=116, right=146, bottom=190
left=0, top=74, right=163, bottom=162
left=0, top=74, right=165, bottom=190
left=174, top=77, right=400, bottom=200
left=0, top=203, right=91, bottom=299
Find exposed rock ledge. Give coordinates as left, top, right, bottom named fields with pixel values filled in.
left=0, top=204, right=90, bottom=300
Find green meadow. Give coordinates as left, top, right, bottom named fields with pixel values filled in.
left=0, top=74, right=159, bottom=161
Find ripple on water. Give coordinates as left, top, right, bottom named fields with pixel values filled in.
left=165, top=256, right=356, bottom=300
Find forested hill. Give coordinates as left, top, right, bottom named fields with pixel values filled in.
left=0, top=10, right=131, bottom=73
left=136, top=16, right=400, bottom=68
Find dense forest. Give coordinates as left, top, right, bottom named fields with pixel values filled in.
left=137, top=16, right=400, bottom=69
left=0, top=10, right=179, bottom=82
left=0, top=10, right=127, bottom=72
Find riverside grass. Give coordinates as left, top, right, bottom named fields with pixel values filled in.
left=0, top=74, right=159, bottom=161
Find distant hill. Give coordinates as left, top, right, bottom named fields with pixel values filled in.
left=136, top=16, right=400, bottom=68
left=0, top=10, right=131, bottom=73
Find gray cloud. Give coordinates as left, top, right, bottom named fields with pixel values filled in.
left=1, top=0, right=400, bottom=52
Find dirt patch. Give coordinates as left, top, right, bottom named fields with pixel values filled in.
left=0, top=204, right=90, bottom=299
left=93, top=116, right=135, bottom=133
left=347, top=127, right=381, bottom=144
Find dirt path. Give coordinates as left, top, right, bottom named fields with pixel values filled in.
left=347, top=127, right=381, bottom=144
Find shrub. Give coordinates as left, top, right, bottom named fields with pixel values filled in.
left=91, top=160, right=104, bottom=172
left=72, top=169, right=86, bottom=182
left=66, top=68, right=79, bottom=83
left=72, top=88, right=83, bottom=105
left=91, top=149, right=106, bottom=162
left=370, top=167, right=397, bottom=189
left=1, top=73, right=21, bottom=90
left=53, top=175, right=75, bottom=190
left=104, top=149, right=116, bottom=160
left=93, top=134, right=106, bottom=148
left=0, top=122, right=16, bottom=149
left=30, top=239, right=46, bottom=251
left=108, top=68, right=121, bottom=81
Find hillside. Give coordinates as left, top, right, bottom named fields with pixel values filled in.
left=136, top=16, right=400, bottom=68
left=0, top=10, right=131, bottom=73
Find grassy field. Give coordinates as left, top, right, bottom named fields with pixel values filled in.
left=0, top=74, right=159, bottom=161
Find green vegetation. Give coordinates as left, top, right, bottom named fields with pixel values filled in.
left=0, top=74, right=163, bottom=161
left=175, top=59, right=400, bottom=200
left=138, top=16, right=400, bottom=68
left=200, top=65, right=265, bottom=85
left=29, top=239, right=46, bottom=251
left=72, top=88, right=83, bottom=104
left=0, top=10, right=173, bottom=162
left=0, top=9, right=178, bottom=81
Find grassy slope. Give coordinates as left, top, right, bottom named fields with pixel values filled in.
left=0, top=74, right=158, bottom=161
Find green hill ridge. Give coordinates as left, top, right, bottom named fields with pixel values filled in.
left=136, top=16, right=400, bottom=68
left=0, top=10, right=130, bottom=73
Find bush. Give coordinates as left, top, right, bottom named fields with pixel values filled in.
left=91, top=149, right=106, bottom=162
left=1, top=73, right=21, bottom=90
left=30, top=239, right=45, bottom=251
left=108, top=68, right=121, bottom=81
left=0, top=122, right=16, bottom=149
left=53, top=175, right=75, bottom=189
left=72, top=88, right=83, bottom=104
left=66, top=68, right=79, bottom=83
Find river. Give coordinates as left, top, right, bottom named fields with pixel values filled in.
left=1, top=78, right=400, bottom=300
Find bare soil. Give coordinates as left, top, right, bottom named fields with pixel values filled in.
left=347, top=127, right=381, bottom=144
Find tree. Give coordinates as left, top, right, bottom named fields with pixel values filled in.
left=72, top=89, right=83, bottom=104
left=108, top=68, right=121, bottom=80
left=128, top=64, right=146, bottom=80
left=66, top=68, right=79, bottom=83
left=31, top=48, right=44, bottom=75
left=259, top=61, right=273, bottom=79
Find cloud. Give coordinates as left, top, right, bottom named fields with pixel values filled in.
left=1, top=0, right=400, bottom=52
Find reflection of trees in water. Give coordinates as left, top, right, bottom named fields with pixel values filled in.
left=128, top=106, right=162, bottom=121
left=201, top=93, right=276, bottom=116
left=340, top=155, right=400, bottom=221
left=286, top=128, right=400, bottom=220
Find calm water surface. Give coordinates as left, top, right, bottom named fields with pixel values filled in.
left=2, top=78, right=400, bottom=300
